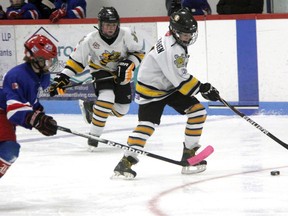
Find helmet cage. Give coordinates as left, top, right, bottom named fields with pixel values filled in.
left=170, top=28, right=198, bottom=47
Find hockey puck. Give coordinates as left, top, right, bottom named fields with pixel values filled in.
left=270, top=170, right=280, bottom=176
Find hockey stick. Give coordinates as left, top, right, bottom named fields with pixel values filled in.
left=62, top=76, right=115, bottom=89
left=218, top=97, right=288, bottom=150
left=57, top=125, right=214, bottom=166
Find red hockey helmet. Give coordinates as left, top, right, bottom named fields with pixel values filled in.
left=24, top=34, right=58, bottom=72
left=24, top=34, right=57, bottom=60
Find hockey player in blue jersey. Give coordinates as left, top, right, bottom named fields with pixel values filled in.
left=6, top=0, right=40, bottom=19
left=49, top=0, right=86, bottom=23
left=0, top=34, right=58, bottom=178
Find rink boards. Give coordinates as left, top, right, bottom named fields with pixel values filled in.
left=0, top=14, right=288, bottom=115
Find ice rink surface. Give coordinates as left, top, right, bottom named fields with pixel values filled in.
left=1, top=114, right=288, bottom=216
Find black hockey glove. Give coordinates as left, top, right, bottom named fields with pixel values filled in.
left=116, top=59, right=135, bottom=85
left=199, top=83, right=220, bottom=101
left=25, top=111, right=57, bottom=136
left=49, top=73, right=70, bottom=97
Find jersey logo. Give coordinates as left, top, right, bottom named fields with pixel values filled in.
left=156, top=38, right=164, bottom=54
left=44, top=43, right=54, bottom=52
left=93, top=42, right=100, bottom=49
left=174, top=54, right=186, bottom=68
left=100, top=50, right=121, bottom=66
left=11, top=82, right=19, bottom=89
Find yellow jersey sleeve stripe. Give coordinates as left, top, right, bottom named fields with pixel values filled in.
left=66, top=58, right=85, bottom=74
left=179, top=76, right=200, bottom=96
left=89, top=61, right=102, bottom=70
left=136, top=82, right=170, bottom=98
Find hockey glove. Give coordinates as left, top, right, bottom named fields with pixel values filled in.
left=199, top=83, right=219, bottom=101
left=116, top=59, right=135, bottom=85
left=7, top=11, right=23, bottom=19
left=25, top=111, right=57, bottom=136
left=49, top=8, right=66, bottom=23
left=49, top=73, right=70, bottom=97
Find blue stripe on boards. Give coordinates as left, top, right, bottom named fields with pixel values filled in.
left=236, top=20, right=259, bottom=114
left=41, top=101, right=288, bottom=115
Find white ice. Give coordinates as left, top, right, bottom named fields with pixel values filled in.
left=1, top=114, right=288, bottom=216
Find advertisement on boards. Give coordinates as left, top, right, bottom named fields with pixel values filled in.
left=11, top=23, right=155, bottom=100
left=0, top=26, right=17, bottom=87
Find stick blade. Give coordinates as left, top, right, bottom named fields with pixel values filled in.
left=187, top=145, right=214, bottom=166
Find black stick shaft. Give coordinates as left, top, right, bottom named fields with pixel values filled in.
left=219, top=97, right=288, bottom=150
left=57, top=125, right=185, bottom=166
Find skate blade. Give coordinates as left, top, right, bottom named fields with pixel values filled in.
left=181, top=164, right=207, bottom=175
left=87, top=146, right=98, bottom=152
left=111, top=171, right=135, bottom=180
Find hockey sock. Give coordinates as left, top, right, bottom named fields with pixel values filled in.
left=0, top=158, right=11, bottom=178
left=185, top=103, right=207, bottom=149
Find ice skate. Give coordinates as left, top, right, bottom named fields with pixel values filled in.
left=79, top=99, right=94, bottom=124
left=113, top=156, right=138, bottom=179
left=181, top=144, right=207, bottom=174
left=87, top=136, right=99, bottom=152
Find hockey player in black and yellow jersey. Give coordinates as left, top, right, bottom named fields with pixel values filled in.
left=113, top=8, right=219, bottom=179
left=49, top=7, right=145, bottom=151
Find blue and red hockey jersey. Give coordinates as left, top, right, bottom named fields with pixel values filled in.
left=6, top=2, right=40, bottom=19
left=181, top=0, right=211, bottom=15
left=54, top=0, right=86, bottom=19
left=0, top=62, right=50, bottom=133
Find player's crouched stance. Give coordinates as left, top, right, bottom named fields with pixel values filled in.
left=113, top=8, right=219, bottom=179
left=48, top=7, right=145, bottom=152
left=0, top=35, right=58, bottom=178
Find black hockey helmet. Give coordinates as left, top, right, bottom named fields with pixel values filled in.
left=98, top=7, right=120, bottom=39
left=169, top=8, right=198, bottom=47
